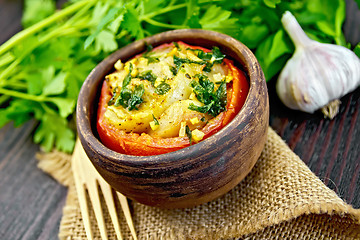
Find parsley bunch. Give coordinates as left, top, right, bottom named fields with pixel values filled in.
left=0, top=0, right=354, bottom=153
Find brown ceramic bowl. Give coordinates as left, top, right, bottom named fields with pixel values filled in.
left=76, top=29, right=269, bottom=208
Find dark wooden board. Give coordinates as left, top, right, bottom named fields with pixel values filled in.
left=0, top=0, right=359, bottom=239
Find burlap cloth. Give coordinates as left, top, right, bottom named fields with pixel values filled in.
left=37, top=127, right=360, bottom=239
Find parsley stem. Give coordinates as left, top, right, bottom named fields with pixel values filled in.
left=140, top=3, right=188, bottom=20
left=3, top=82, right=27, bottom=90
left=115, top=30, right=129, bottom=39
left=141, top=0, right=220, bottom=20
left=65, top=1, right=95, bottom=26
left=40, top=102, right=57, bottom=115
left=0, top=0, right=94, bottom=55
left=142, top=17, right=185, bottom=29
left=0, top=53, right=15, bottom=68
left=0, top=25, right=79, bottom=81
left=0, top=95, right=10, bottom=106
left=0, top=59, right=22, bottom=84
left=0, top=88, right=46, bottom=102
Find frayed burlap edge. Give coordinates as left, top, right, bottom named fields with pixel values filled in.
left=37, top=127, right=360, bottom=239
left=37, top=150, right=72, bottom=187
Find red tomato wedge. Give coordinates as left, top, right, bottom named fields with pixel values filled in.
left=97, top=43, right=249, bottom=156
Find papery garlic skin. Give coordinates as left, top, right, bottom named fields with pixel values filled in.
left=276, top=11, right=360, bottom=117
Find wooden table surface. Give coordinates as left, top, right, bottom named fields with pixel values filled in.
left=0, top=1, right=359, bottom=239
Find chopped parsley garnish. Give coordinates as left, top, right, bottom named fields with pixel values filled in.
left=155, top=81, right=171, bottom=95
left=127, top=84, right=145, bottom=110
left=190, top=47, right=226, bottom=72
left=122, top=63, right=133, bottom=88
left=193, top=49, right=212, bottom=61
left=143, top=42, right=160, bottom=63
left=109, top=63, right=145, bottom=110
left=113, top=84, right=145, bottom=110
left=172, top=47, right=226, bottom=75
left=172, top=55, right=204, bottom=75
left=174, top=55, right=203, bottom=68
left=185, top=125, right=192, bottom=144
left=152, top=114, right=159, bottom=125
left=137, top=70, right=157, bottom=86
left=137, top=69, right=170, bottom=95
left=144, top=56, right=160, bottom=64
left=194, top=47, right=225, bottom=63
left=107, top=87, right=118, bottom=105
left=170, top=66, right=178, bottom=76
left=173, top=42, right=181, bottom=51
left=188, top=74, right=227, bottom=117
left=211, top=47, right=226, bottom=63
left=145, top=42, right=153, bottom=52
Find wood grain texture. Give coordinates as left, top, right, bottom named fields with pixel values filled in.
left=0, top=121, right=68, bottom=240
left=0, top=0, right=359, bottom=238
left=269, top=81, right=360, bottom=208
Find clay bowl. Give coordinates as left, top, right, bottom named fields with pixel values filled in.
left=76, top=29, right=269, bottom=208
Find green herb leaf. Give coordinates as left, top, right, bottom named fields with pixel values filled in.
left=263, top=0, right=281, bottom=8
left=184, top=0, right=200, bottom=27
left=307, top=0, right=346, bottom=45
left=121, top=5, right=144, bottom=40
left=22, top=0, right=56, bottom=28
left=0, top=99, right=37, bottom=128
left=188, top=102, right=212, bottom=114
left=189, top=75, right=227, bottom=117
left=211, top=47, right=225, bottom=64
left=113, top=63, right=133, bottom=108
left=93, top=30, right=118, bottom=53
left=173, top=55, right=205, bottom=73
left=127, top=84, right=145, bottom=110
left=34, top=112, right=75, bottom=153
left=113, top=63, right=145, bottom=110
left=173, top=42, right=181, bottom=51
left=155, top=81, right=171, bottom=95
left=43, top=71, right=67, bottom=96
left=355, top=0, right=360, bottom=8
left=185, top=125, right=192, bottom=144
left=84, top=7, right=122, bottom=50
left=144, top=56, right=160, bottom=64
left=189, top=47, right=225, bottom=72
left=137, top=70, right=157, bottom=86
left=256, top=30, right=293, bottom=80
left=48, top=97, right=76, bottom=118
left=199, top=5, right=239, bottom=36
left=354, top=43, right=360, bottom=58
left=122, top=63, right=133, bottom=88
left=152, top=114, right=159, bottom=125
left=195, top=49, right=212, bottom=61
left=108, top=87, right=118, bottom=105
left=142, top=43, right=160, bottom=63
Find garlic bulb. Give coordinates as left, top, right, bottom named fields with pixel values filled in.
left=276, top=11, right=360, bottom=119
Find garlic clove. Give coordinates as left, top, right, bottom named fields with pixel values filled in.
left=276, top=11, right=360, bottom=118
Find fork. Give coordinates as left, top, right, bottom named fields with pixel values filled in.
left=72, top=139, right=137, bottom=240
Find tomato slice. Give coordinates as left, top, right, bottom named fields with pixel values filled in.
left=96, top=43, right=249, bottom=156
left=222, top=59, right=249, bottom=127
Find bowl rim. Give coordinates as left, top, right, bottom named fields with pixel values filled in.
left=77, top=29, right=265, bottom=166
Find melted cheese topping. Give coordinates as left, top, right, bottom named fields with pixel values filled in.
left=103, top=43, right=229, bottom=138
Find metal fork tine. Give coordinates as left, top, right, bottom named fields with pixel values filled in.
left=99, top=180, right=123, bottom=240
left=72, top=144, right=94, bottom=240
left=117, top=192, right=138, bottom=240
